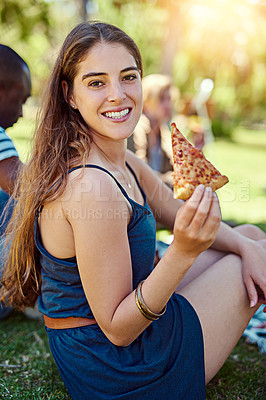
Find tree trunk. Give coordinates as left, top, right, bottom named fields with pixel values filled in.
left=81, top=0, right=88, bottom=21
left=160, top=2, right=182, bottom=77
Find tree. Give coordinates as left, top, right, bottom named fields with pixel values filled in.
left=0, top=0, right=52, bottom=41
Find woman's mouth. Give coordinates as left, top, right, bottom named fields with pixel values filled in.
left=102, top=108, right=131, bottom=120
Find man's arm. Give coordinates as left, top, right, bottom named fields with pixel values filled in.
left=0, top=156, right=22, bottom=195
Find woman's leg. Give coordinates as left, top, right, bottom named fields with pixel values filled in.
left=235, top=223, right=266, bottom=241
left=178, top=239, right=266, bottom=384
left=177, top=224, right=265, bottom=291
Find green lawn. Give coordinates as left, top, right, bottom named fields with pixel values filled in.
left=204, top=127, right=266, bottom=227
left=0, top=313, right=70, bottom=400
left=0, top=312, right=265, bottom=399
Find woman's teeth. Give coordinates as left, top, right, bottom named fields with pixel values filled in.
left=104, top=108, right=130, bottom=119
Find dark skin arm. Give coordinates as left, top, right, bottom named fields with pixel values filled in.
left=0, top=156, right=22, bottom=195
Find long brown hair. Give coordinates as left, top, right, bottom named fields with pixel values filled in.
left=0, top=21, right=143, bottom=310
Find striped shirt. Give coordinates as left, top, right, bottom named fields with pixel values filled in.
left=0, top=126, right=19, bottom=161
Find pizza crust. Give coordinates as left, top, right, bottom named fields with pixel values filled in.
left=173, top=182, right=194, bottom=200
left=172, top=175, right=229, bottom=200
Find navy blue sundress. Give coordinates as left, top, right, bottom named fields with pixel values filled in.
left=35, top=163, right=206, bottom=400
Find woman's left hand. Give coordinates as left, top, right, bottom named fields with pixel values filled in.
left=240, top=239, right=266, bottom=312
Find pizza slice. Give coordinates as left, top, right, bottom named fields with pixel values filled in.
left=171, top=122, right=229, bottom=200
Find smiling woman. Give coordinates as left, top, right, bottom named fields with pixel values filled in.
left=1, top=21, right=266, bottom=400
left=61, top=42, right=142, bottom=142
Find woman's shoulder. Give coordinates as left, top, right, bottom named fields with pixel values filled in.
left=64, top=163, right=118, bottom=199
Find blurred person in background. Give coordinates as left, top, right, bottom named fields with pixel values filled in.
left=0, top=44, right=31, bottom=320
left=0, top=44, right=31, bottom=227
left=128, top=74, right=177, bottom=186
left=174, top=78, right=216, bottom=153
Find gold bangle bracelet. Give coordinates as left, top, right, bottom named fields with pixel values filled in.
left=135, top=280, right=167, bottom=321
left=135, top=289, right=155, bottom=321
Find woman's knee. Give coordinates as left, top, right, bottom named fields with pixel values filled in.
left=233, top=223, right=266, bottom=241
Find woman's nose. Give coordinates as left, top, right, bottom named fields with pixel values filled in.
left=107, top=82, right=126, bottom=103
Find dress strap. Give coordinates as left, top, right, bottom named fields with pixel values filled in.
left=125, top=161, right=146, bottom=200
left=36, top=163, right=133, bottom=217
left=67, top=163, right=145, bottom=202
left=79, top=164, right=130, bottom=200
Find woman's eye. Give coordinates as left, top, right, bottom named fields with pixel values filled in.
left=88, top=80, right=104, bottom=88
left=123, top=74, right=137, bottom=82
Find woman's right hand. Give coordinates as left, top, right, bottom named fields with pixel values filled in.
left=172, top=185, right=222, bottom=259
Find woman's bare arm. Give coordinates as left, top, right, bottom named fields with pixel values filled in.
left=65, top=168, right=221, bottom=346
left=128, top=151, right=266, bottom=309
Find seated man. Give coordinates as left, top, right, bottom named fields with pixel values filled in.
left=0, top=45, right=31, bottom=319
left=0, top=45, right=31, bottom=232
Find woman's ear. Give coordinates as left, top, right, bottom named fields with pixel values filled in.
left=62, top=80, right=76, bottom=109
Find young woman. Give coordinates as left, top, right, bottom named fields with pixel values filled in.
left=1, top=22, right=266, bottom=400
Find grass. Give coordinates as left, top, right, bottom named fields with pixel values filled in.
left=2, top=116, right=266, bottom=398
left=206, top=341, right=266, bottom=399
left=204, top=127, right=266, bottom=226
left=0, top=312, right=265, bottom=399
left=0, top=313, right=70, bottom=400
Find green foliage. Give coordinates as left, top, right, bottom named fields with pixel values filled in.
left=0, top=0, right=55, bottom=98
left=211, top=116, right=238, bottom=139
left=0, top=0, right=52, bottom=41
left=1, top=0, right=266, bottom=135
left=96, top=0, right=167, bottom=76
left=171, top=1, right=266, bottom=131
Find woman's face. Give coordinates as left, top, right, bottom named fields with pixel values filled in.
left=67, top=42, right=143, bottom=142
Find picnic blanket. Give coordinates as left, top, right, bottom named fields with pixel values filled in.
left=242, top=305, right=266, bottom=354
